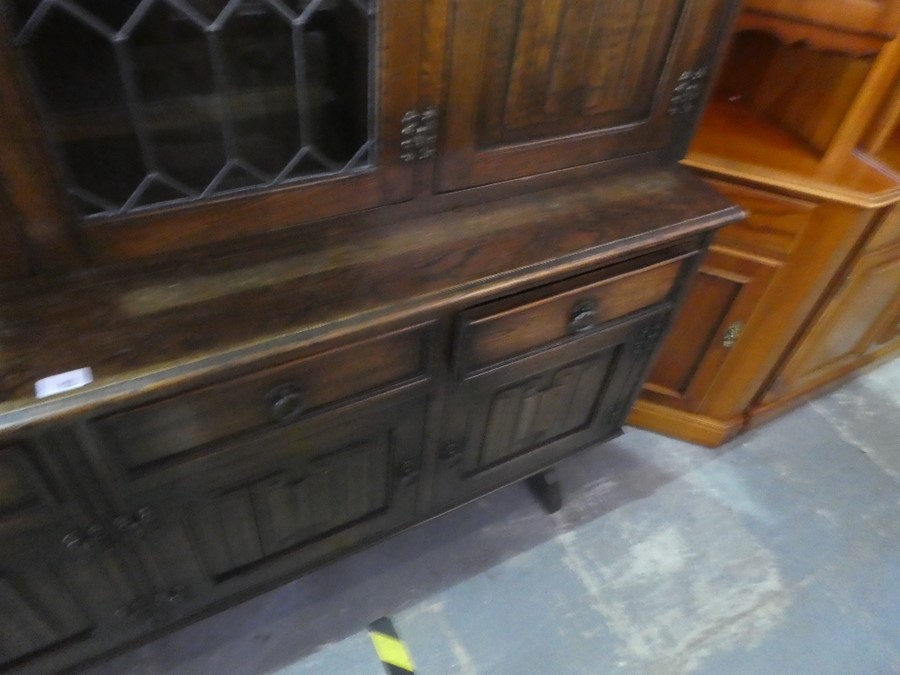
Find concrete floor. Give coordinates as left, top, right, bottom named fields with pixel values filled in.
left=86, top=359, right=900, bottom=675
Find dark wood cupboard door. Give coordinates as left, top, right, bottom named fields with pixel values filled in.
left=0, top=0, right=422, bottom=263
left=641, top=245, right=780, bottom=412
left=434, top=0, right=735, bottom=192
left=0, top=439, right=151, bottom=671
left=432, top=308, right=670, bottom=509
left=85, top=391, right=427, bottom=607
left=0, top=197, right=30, bottom=280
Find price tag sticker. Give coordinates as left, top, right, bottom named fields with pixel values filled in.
left=34, top=368, right=94, bottom=399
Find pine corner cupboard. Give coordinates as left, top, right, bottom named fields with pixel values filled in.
left=0, top=1, right=743, bottom=672
left=629, top=0, right=900, bottom=446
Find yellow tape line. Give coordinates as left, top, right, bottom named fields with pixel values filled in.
left=369, top=631, right=415, bottom=672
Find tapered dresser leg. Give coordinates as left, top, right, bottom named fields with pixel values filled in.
left=527, top=468, right=562, bottom=514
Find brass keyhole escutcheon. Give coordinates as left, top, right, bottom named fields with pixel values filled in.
left=722, top=321, right=745, bottom=349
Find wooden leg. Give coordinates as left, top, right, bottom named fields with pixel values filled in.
left=527, top=468, right=562, bottom=514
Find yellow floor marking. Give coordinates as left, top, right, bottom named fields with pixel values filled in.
left=370, top=631, right=415, bottom=671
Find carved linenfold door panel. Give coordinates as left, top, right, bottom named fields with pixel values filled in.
left=433, top=308, right=671, bottom=509
left=81, top=392, right=427, bottom=600
left=435, top=0, right=734, bottom=191
left=0, top=439, right=155, bottom=670
left=182, top=435, right=394, bottom=580
left=478, top=0, right=685, bottom=143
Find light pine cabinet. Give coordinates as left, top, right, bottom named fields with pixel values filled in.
left=757, top=206, right=900, bottom=416
left=630, top=0, right=900, bottom=446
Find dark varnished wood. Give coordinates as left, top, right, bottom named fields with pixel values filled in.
left=0, top=166, right=738, bottom=428
left=457, top=248, right=692, bottom=373
left=0, top=433, right=158, bottom=672
left=433, top=306, right=672, bottom=510
left=526, top=468, right=562, bottom=514
left=0, top=187, right=32, bottom=281
left=94, top=324, right=431, bottom=476
left=0, top=19, right=83, bottom=273
left=0, top=2, right=747, bottom=670
left=436, top=0, right=735, bottom=192
left=3, top=0, right=422, bottom=266
left=92, top=389, right=427, bottom=588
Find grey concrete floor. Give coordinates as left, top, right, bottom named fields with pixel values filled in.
left=87, top=359, right=900, bottom=675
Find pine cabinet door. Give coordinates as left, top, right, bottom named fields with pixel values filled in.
left=763, top=211, right=900, bottom=401
left=642, top=245, right=780, bottom=411
left=434, top=0, right=736, bottom=192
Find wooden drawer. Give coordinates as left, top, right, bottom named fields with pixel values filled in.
left=455, top=248, right=694, bottom=375
left=94, top=323, right=433, bottom=475
left=705, top=179, right=814, bottom=259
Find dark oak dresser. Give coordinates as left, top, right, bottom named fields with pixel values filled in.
left=0, top=1, right=742, bottom=671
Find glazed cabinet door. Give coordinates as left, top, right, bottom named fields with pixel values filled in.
left=434, top=0, right=737, bottom=192
left=433, top=308, right=672, bottom=509
left=0, top=0, right=422, bottom=263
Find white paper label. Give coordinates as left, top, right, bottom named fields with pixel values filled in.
left=34, top=368, right=94, bottom=399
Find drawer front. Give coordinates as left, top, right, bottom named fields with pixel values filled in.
left=705, top=179, right=814, bottom=259
left=456, top=249, right=692, bottom=374
left=94, top=323, right=433, bottom=474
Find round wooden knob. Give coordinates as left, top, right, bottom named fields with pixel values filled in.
left=266, top=383, right=304, bottom=424
left=569, top=300, right=597, bottom=333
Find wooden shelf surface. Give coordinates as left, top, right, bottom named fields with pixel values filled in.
left=686, top=98, right=900, bottom=207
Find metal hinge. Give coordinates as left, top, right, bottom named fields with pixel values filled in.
left=400, top=107, right=439, bottom=162
left=668, top=68, right=709, bottom=116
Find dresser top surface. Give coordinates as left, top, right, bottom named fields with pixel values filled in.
left=0, top=165, right=740, bottom=432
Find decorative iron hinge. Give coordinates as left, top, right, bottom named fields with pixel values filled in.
left=607, top=400, right=627, bottom=426
left=116, top=586, right=189, bottom=626
left=634, top=318, right=666, bottom=356
left=400, top=107, right=439, bottom=162
left=668, top=68, right=709, bottom=116
left=62, top=507, right=159, bottom=563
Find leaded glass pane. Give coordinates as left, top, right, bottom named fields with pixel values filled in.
left=4, top=0, right=376, bottom=218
